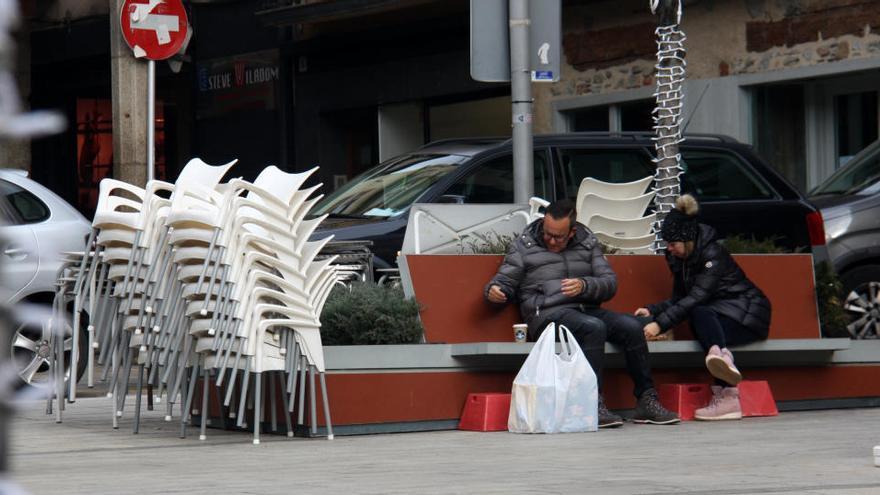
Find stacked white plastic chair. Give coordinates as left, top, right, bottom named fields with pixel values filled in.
left=575, top=176, right=657, bottom=254
left=52, top=158, right=340, bottom=444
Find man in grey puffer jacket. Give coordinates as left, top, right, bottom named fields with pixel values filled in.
left=485, top=199, right=679, bottom=427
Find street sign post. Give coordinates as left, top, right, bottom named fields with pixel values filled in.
left=470, top=0, right=560, bottom=203
left=119, top=0, right=190, bottom=182
left=470, top=0, right=561, bottom=83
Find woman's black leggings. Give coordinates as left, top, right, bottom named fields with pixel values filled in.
left=689, top=306, right=763, bottom=386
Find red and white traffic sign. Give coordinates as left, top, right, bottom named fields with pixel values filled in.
left=120, top=0, right=189, bottom=61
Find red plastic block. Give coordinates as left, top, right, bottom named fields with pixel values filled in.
left=657, top=383, right=713, bottom=421
left=458, top=393, right=511, bottom=431
left=737, top=380, right=778, bottom=417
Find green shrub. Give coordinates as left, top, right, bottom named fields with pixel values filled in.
left=599, top=242, right=619, bottom=255
left=320, top=282, right=424, bottom=345
left=722, top=235, right=788, bottom=254
left=465, top=231, right=514, bottom=254
left=814, top=261, right=849, bottom=338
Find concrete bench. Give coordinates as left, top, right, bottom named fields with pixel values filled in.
left=450, top=338, right=852, bottom=369
left=403, top=253, right=834, bottom=361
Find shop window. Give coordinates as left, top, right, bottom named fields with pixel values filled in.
left=620, top=100, right=654, bottom=132
left=835, top=91, right=878, bottom=168
left=571, top=106, right=608, bottom=132
left=752, top=85, right=806, bottom=192
left=76, top=99, right=166, bottom=212
left=569, top=99, right=654, bottom=133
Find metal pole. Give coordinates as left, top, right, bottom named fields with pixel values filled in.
left=146, top=59, right=156, bottom=183
left=509, top=0, right=533, bottom=204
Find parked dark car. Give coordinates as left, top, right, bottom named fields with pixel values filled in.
left=810, top=140, right=880, bottom=339
left=312, top=133, right=827, bottom=270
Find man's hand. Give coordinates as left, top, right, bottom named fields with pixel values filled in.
left=643, top=322, right=662, bottom=341
left=634, top=307, right=651, bottom=317
left=487, top=285, right=508, bottom=303
left=561, top=278, right=585, bottom=297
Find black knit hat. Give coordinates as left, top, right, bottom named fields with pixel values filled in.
left=660, top=194, right=699, bottom=242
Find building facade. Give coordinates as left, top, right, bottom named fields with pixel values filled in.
left=12, top=0, right=880, bottom=212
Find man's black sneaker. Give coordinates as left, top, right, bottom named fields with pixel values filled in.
left=598, top=397, right=624, bottom=428
left=632, top=389, right=680, bottom=425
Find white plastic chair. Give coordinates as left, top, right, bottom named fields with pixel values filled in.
left=575, top=176, right=653, bottom=207
left=578, top=191, right=655, bottom=225
left=593, top=231, right=656, bottom=253
left=586, top=213, right=657, bottom=238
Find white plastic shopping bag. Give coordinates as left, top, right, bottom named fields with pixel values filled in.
left=508, top=322, right=598, bottom=433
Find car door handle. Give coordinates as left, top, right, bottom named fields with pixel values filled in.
left=3, top=247, right=26, bottom=257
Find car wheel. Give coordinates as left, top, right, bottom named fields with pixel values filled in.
left=841, top=265, right=880, bottom=340
left=9, top=308, right=88, bottom=391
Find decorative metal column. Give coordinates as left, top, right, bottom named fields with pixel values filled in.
left=649, top=0, right=686, bottom=252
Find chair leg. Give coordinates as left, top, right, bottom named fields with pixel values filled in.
left=52, top=300, right=64, bottom=423
left=223, top=356, right=240, bottom=407
left=199, top=367, right=210, bottom=441
left=192, top=229, right=220, bottom=298
left=69, top=293, right=83, bottom=402
left=319, top=371, right=334, bottom=440
left=287, top=343, right=300, bottom=412
left=278, top=372, right=294, bottom=437
left=253, top=372, right=262, bottom=445
left=297, top=354, right=307, bottom=426
left=201, top=250, right=225, bottom=316
left=115, top=343, right=134, bottom=417
left=179, top=361, right=200, bottom=439
left=269, top=371, right=278, bottom=434
left=236, top=362, right=251, bottom=429
left=133, top=363, right=145, bottom=434
left=309, top=365, right=318, bottom=437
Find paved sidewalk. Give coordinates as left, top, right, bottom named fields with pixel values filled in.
left=6, top=396, right=880, bottom=495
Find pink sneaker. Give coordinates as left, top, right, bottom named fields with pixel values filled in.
left=705, top=347, right=742, bottom=385
left=695, top=386, right=742, bottom=421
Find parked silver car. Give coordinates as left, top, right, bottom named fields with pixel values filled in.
left=0, top=169, right=91, bottom=386
left=810, top=142, right=880, bottom=339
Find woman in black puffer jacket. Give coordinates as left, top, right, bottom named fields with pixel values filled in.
left=635, top=194, right=771, bottom=421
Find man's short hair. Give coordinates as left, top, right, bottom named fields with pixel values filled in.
left=544, top=199, right=577, bottom=226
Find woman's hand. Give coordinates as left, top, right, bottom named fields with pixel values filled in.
left=634, top=307, right=651, bottom=317
left=561, top=278, right=585, bottom=297
left=643, top=322, right=662, bottom=341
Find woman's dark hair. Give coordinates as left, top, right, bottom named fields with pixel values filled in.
left=545, top=199, right=577, bottom=225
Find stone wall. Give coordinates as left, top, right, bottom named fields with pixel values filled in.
left=534, top=0, right=880, bottom=132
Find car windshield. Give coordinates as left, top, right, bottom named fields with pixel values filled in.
left=811, top=140, right=880, bottom=195
left=311, top=153, right=466, bottom=218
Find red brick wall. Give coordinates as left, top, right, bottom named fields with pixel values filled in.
left=746, top=1, right=880, bottom=52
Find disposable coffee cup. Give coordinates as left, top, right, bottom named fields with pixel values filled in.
left=513, top=323, right=528, bottom=343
